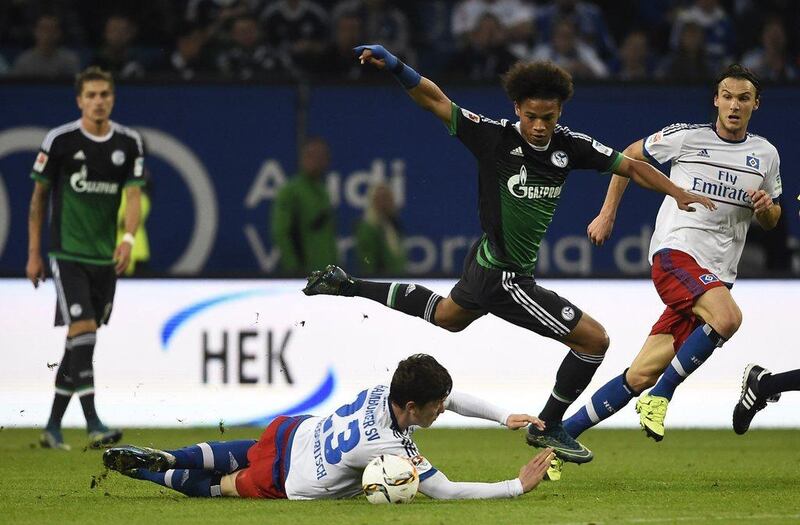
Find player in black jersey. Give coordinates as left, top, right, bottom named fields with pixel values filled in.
left=26, top=67, right=145, bottom=450
left=303, top=46, right=714, bottom=463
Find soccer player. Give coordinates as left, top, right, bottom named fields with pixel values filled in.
left=732, top=364, right=800, bottom=434
left=556, top=64, right=782, bottom=456
left=302, top=45, right=714, bottom=463
left=103, top=354, right=556, bottom=500
left=27, top=66, right=145, bottom=450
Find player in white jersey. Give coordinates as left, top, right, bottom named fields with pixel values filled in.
left=524, top=65, right=783, bottom=473
left=103, top=354, right=556, bottom=499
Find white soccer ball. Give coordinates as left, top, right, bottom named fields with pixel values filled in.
left=362, top=454, right=419, bottom=504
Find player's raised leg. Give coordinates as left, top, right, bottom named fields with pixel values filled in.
left=303, top=264, right=484, bottom=330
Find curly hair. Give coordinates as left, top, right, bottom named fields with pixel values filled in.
left=390, top=354, right=452, bottom=408
left=501, top=61, right=574, bottom=105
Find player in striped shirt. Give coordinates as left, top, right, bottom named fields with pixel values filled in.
left=302, top=45, right=714, bottom=465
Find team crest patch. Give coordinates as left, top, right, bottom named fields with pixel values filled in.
left=746, top=155, right=760, bottom=169
left=591, top=139, right=613, bottom=156
left=70, top=303, right=83, bottom=317
left=551, top=150, right=568, bottom=168
left=111, top=150, right=126, bottom=166
left=561, top=306, right=575, bottom=321
left=33, top=152, right=48, bottom=173
left=699, top=273, right=719, bottom=285
left=461, top=108, right=480, bottom=123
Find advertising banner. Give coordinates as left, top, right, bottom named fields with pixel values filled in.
left=1, top=84, right=797, bottom=275
left=2, top=278, right=798, bottom=428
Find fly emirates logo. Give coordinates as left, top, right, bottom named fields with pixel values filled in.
left=690, top=170, right=753, bottom=206
left=507, top=165, right=562, bottom=199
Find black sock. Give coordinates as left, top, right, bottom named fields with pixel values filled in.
left=760, top=369, right=800, bottom=397
left=539, top=350, right=605, bottom=425
left=47, top=346, right=74, bottom=429
left=69, top=332, right=101, bottom=428
left=352, top=280, right=443, bottom=325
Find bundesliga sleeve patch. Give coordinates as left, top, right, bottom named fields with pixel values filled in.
left=645, top=132, right=663, bottom=146
left=134, top=157, right=144, bottom=177
left=461, top=108, right=480, bottom=123
left=592, top=139, right=613, bottom=156
left=33, top=152, right=48, bottom=173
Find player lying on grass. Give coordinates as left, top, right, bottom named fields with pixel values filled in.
left=541, top=65, right=783, bottom=477
left=302, top=45, right=714, bottom=466
left=104, top=354, right=555, bottom=499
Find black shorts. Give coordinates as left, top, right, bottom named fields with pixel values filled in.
left=49, top=257, right=117, bottom=327
left=450, top=242, right=583, bottom=339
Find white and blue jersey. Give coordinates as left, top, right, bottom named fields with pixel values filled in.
left=643, top=123, right=782, bottom=282
left=284, top=384, right=437, bottom=500
left=282, top=385, right=522, bottom=500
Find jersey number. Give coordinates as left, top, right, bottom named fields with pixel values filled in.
left=322, top=389, right=368, bottom=465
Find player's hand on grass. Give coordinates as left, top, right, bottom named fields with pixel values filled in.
left=587, top=213, right=615, bottom=246
left=354, top=44, right=397, bottom=70
left=26, top=254, right=45, bottom=288
left=675, top=189, right=716, bottom=212
left=114, top=242, right=132, bottom=275
left=506, top=414, right=545, bottom=431
left=748, top=189, right=772, bottom=214
left=518, top=448, right=555, bottom=492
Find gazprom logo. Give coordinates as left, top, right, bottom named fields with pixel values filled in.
left=507, top=165, right=563, bottom=199
left=161, top=288, right=336, bottom=426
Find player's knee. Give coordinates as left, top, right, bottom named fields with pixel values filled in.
left=710, top=308, right=742, bottom=340
left=586, top=328, right=610, bottom=355
left=437, top=317, right=468, bottom=332
left=626, top=367, right=657, bottom=392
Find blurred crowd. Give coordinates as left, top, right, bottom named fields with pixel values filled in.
left=0, top=0, right=798, bottom=83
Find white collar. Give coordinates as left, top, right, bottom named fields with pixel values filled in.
left=79, top=119, right=114, bottom=142
left=514, top=121, right=550, bottom=151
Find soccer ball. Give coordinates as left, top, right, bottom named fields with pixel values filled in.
left=362, top=454, right=419, bottom=504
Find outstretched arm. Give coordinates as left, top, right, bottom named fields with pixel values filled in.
left=419, top=448, right=554, bottom=500
left=355, top=45, right=453, bottom=126
left=587, top=141, right=640, bottom=245
left=445, top=391, right=544, bottom=430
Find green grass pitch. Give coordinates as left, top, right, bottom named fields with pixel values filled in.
left=2, top=427, right=799, bottom=524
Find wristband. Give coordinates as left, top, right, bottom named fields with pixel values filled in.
left=390, top=59, right=421, bottom=90
left=122, top=232, right=136, bottom=247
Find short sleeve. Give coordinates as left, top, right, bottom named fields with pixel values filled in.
left=762, top=148, right=782, bottom=200
left=30, top=135, right=60, bottom=186
left=449, top=103, right=505, bottom=160
left=125, top=129, right=146, bottom=187
left=642, top=124, right=688, bottom=164
left=566, top=133, right=622, bottom=174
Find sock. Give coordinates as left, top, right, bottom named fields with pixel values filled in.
left=539, top=350, right=605, bottom=425
left=563, top=370, right=638, bottom=438
left=351, top=280, right=443, bottom=325
left=69, top=332, right=101, bottom=428
left=650, top=323, right=725, bottom=400
left=134, top=468, right=223, bottom=497
left=760, top=369, right=800, bottom=397
left=46, top=346, right=74, bottom=429
left=166, top=440, right=257, bottom=473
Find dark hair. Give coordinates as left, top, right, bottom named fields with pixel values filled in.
left=75, top=66, right=114, bottom=96
left=390, top=354, right=453, bottom=408
left=501, top=61, right=574, bottom=105
left=715, top=64, right=761, bottom=99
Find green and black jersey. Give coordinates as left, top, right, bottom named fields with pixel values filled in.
left=449, top=103, right=623, bottom=274
left=30, top=120, right=146, bottom=265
